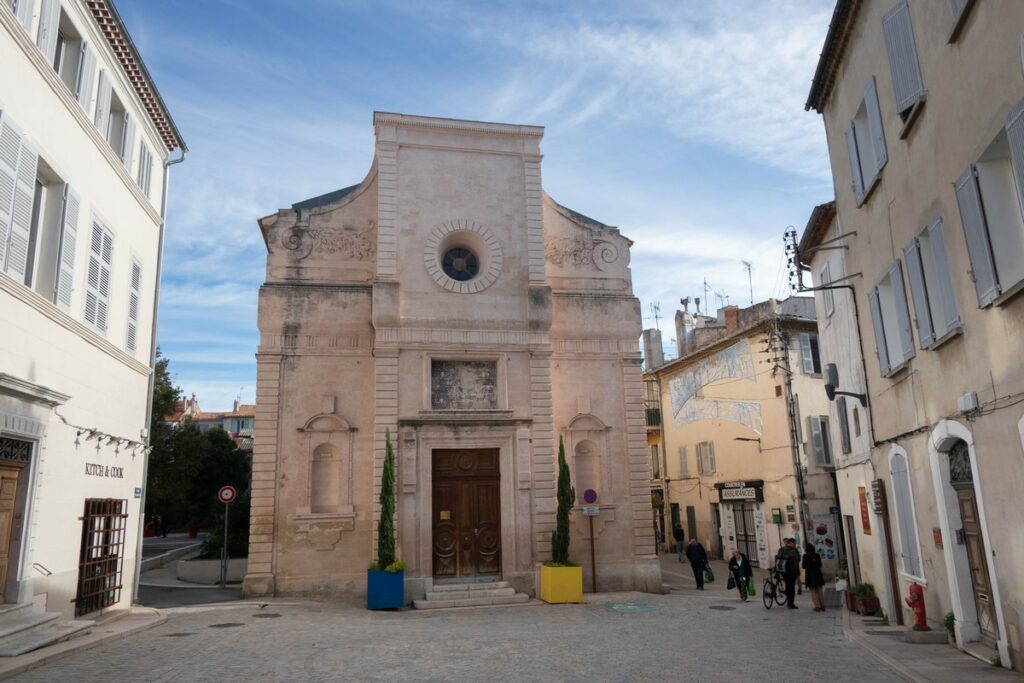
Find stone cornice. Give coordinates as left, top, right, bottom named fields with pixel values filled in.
left=1, top=6, right=162, bottom=224
left=0, top=272, right=151, bottom=377
left=373, top=111, right=544, bottom=138
left=0, top=373, right=70, bottom=407
left=805, top=0, right=861, bottom=113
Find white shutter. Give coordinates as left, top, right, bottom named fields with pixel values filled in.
left=903, top=236, right=935, bottom=348
left=94, top=70, right=111, bottom=138
left=0, top=116, right=38, bottom=282
left=882, top=0, right=925, bottom=116
left=1005, top=98, right=1024, bottom=219
left=84, top=221, right=112, bottom=332
left=926, top=218, right=960, bottom=334
left=845, top=122, right=865, bottom=204
left=954, top=165, right=1000, bottom=306
left=809, top=416, right=824, bottom=465
left=77, top=42, right=97, bottom=113
left=890, top=452, right=921, bottom=577
left=868, top=286, right=891, bottom=375
left=126, top=259, right=141, bottom=352
left=864, top=76, right=887, bottom=174
left=696, top=443, right=704, bottom=475
left=799, top=332, right=815, bottom=374
left=837, top=397, right=851, bottom=455
left=36, top=0, right=60, bottom=64
left=136, top=142, right=152, bottom=192
left=13, top=0, right=34, bottom=32
left=120, top=112, right=136, bottom=169
left=54, top=184, right=79, bottom=311
left=890, top=261, right=916, bottom=364
left=678, top=446, right=688, bottom=477
left=707, top=441, right=716, bottom=474
left=819, top=419, right=833, bottom=466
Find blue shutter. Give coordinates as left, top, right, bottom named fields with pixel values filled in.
left=846, top=122, right=865, bottom=204
left=868, top=287, right=891, bottom=376
left=954, top=165, right=1000, bottom=306
left=865, top=76, right=887, bottom=175
left=927, top=218, right=961, bottom=335
left=882, top=0, right=925, bottom=116
left=903, top=236, right=935, bottom=348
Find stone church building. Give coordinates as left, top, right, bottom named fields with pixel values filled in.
left=243, top=112, right=660, bottom=601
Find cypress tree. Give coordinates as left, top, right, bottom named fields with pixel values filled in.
left=377, top=428, right=396, bottom=569
left=550, top=435, right=575, bottom=565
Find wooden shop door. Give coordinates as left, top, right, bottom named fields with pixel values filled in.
left=957, top=487, right=997, bottom=647
left=432, top=449, right=501, bottom=580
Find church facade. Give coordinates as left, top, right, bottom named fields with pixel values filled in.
left=243, top=113, right=660, bottom=601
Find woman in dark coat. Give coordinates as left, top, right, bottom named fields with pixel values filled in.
left=727, top=549, right=754, bottom=601
left=803, top=543, right=826, bottom=611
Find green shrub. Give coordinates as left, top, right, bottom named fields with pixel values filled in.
left=374, top=429, right=397, bottom=570
left=548, top=436, right=575, bottom=566
left=944, top=612, right=956, bottom=636
left=852, top=582, right=876, bottom=597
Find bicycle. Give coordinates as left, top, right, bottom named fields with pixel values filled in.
left=762, top=569, right=788, bottom=609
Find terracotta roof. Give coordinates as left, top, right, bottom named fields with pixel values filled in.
left=224, top=404, right=256, bottom=418
left=805, top=0, right=861, bottom=113
left=84, top=0, right=186, bottom=152
left=798, top=201, right=837, bottom=265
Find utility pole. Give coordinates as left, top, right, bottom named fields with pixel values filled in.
left=770, top=318, right=811, bottom=549
left=742, top=260, right=753, bottom=306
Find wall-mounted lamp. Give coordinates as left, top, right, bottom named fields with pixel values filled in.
left=824, top=363, right=867, bottom=407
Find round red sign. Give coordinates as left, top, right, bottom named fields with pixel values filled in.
left=583, top=489, right=598, bottom=504
left=218, top=485, right=237, bottom=504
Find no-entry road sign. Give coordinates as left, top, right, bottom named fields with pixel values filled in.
left=218, top=485, right=237, bottom=504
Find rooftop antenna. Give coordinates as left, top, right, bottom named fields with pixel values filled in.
left=649, top=301, right=662, bottom=330
left=742, top=260, right=753, bottom=306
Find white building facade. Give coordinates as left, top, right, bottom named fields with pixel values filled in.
left=0, top=0, right=183, bottom=619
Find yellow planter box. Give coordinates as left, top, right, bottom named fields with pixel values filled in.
left=540, top=564, right=583, bottom=604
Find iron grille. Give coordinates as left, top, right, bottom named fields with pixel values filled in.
left=0, top=437, right=32, bottom=464
left=74, top=498, right=127, bottom=616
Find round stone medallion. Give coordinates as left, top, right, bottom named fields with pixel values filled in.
left=424, top=220, right=503, bottom=293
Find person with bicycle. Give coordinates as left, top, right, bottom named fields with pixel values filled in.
left=727, top=548, right=753, bottom=601
left=775, top=537, right=801, bottom=609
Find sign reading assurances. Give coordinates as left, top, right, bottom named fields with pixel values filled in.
left=218, top=485, right=237, bottom=504
left=720, top=487, right=757, bottom=501
left=715, top=480, right=763, bottom=502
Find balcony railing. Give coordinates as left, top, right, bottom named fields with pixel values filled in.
left=645, top=408, right=661, bottom=427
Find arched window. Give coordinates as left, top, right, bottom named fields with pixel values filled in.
left=573, top=439, right=601, bottom=501
left=890, top=448, right=922, bottom=578
left=311, top=443, right=341, bottom=513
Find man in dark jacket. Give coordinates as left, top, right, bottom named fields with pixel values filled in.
left=672, top=524, right=685, bottom=562
left=684, top=538, right=709, bottom=590
left=776, top=537, right=801, bottom=608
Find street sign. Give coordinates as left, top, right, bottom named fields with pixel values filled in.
left=582, top=504, right=600, bottom=517
left=583, top=489, right=598, bottom=504
left=829, top=505, right=841, bottom=514
left=134, top=487, right=142, bottom=499
left=218, top=485, right=237, bottom=504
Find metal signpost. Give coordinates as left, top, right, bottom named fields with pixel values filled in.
left=217, top=485, right=237, bottom=588
left=582, top=489, right=599, bottom=594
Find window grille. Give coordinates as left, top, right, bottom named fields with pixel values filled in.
left=75, top=498, right=127, bottom=616
left=0, top=437, right=32, bottom=464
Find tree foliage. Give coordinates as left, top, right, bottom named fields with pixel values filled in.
left=376, top=429, right=397, bottom=569
left=550, top=435, right=575, bottom=565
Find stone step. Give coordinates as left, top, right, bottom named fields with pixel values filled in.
left=0, top=620, right=94, bottom=657
left=0, top=604, right=31, bottom=619
left=0, top=612, right=59, bottom=646
left=412, top=593, right=530, bottom=610
left=424, top=587, right=516, bottom=601
left=430, top=581, right=509, bottom=593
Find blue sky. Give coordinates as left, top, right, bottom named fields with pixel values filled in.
left=120, top=0, right=836, bottom=410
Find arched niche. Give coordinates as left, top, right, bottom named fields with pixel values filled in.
left=295, top=412, right=356, bottom=517
left=573, top=439, right=601, bottom=501
left=563, top=413, right=611, bottom=501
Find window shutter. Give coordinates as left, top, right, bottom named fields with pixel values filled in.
left=84, top=222, right=112, bottom=332
left=94, top=70, right=112, bottom=138
left=76, top=42, right=97, bottom=113
left=947, top=0, right=968, bottom=22
left=890, top=453, right=921, bottom=577
left=696, top=443, right=704, bottom=475
left=799, top=332, right=814, bottom=374
left=882, top=0, right=925, bottom=116
left=120, top=112, right=136, bottom=169
left=903, top=236, right=935, bottom=348
left=954, top=165, right=999, bottom=306
left=890, top=261, right=916, bottom=364
left=837, top=397, right=851, bottom=455
left=864, top=76, right=887, bottom=174
left=707, top=441, right=715, bottom=474
left=136, top=142, right=152, bottom=193
left=1005, top=98, right=1024, bottom=218
left=54, top=184, right=79, bottom=311
left=845, top=122, right=865, bottom=203
left=13, top=0, right=33, bottom=32
left=868, top=286, right=891, bottom=375
left=926, top=218, right=960, bottom=334
left=809, top=416, right=824, bottom=465
left=820, top=419, right=833, bottom=466
left=0, top=113, right=18, bottom=271
left=1, top=119, right=37, bottom=282
left=678, top=446, right=688, bottom=477
left=36, top=0, right=61, bottom=64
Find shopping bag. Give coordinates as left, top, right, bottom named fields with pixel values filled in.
left=727, top=576, right=736, bottom=590
left=747, top=580, right=756, bottom=597
left=704, top=566, right=715, bottom=583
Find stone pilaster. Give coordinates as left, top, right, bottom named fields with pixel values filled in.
left=621, top=356, right=656, bottom=557
left=524, top=155, right=546, bottom=286
left=530, top=350, right=556, bottom=559
left=242, top=354, right=283, bottom=597
left=376, top=141, right=399, bottom=280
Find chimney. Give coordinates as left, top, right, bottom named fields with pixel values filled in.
left=723, top=306, right=740, bottom=332
left=233, top=399, right=240, bottom=412
left=642, top=329, right=665, bottom=370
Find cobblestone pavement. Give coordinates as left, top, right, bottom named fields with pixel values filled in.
left=11, top=585, right=899, bottom=683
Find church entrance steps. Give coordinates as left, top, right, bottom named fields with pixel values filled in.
left=0, top=604, right=93, bottom=657
left=413, top=581, right=530, bottom=610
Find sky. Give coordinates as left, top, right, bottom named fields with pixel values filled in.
left=119, top=0, right=837, bottom=411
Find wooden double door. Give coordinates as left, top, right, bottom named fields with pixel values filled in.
left=432, top=449, right=501, bottom=579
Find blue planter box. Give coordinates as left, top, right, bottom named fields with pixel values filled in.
left=367, top=570, right=405, bottom=610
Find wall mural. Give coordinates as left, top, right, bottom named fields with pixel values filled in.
left=668, top=338, right=762, bottom=433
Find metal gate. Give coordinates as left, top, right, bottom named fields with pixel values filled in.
left=733, top=502, right=759, bottom=567
left=74, top=499, right=127, bottom=616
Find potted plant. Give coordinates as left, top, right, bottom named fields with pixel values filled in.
left=852, top=583, right=880, bottom=615
left=367, top=429, right=405, bottom=610
left=540, top=436, right=583, bottom=604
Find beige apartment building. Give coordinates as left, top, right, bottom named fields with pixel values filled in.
left=0, top=0, right=184, bottom=639
left=644, top=298, right=839, bottom=574
left=801, top=0, right=1023, bottom=670
left=244, top=112, right=661, bottom=604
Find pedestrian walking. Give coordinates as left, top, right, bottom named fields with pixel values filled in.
left=727, top=549, right=753, bottom=601
left=803, top=543, right=826, bottom=612
left=672, top=523, right=685, bottom=563
left=685, top=537, right=709, bottom=590
left=775, top=538, right=801, bottom=609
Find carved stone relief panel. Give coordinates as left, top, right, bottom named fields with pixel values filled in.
left=430, top=360, right=498, bottom=410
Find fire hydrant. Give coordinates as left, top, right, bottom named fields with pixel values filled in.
left=905, top=582, right=930, bottom=631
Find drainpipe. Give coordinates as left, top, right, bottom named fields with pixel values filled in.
left=132, top=146, right=187, bottom=603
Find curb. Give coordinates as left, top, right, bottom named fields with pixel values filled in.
left=0, top=608, right=166, bottom=681
left=139, top=542, right=202, bottom=572
left=841, top=607, right=919, bottom=683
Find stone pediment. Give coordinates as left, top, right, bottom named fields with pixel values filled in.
left=566, top=413, right=610, bottom=432
left=298, top=413, right=354, bottom=433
